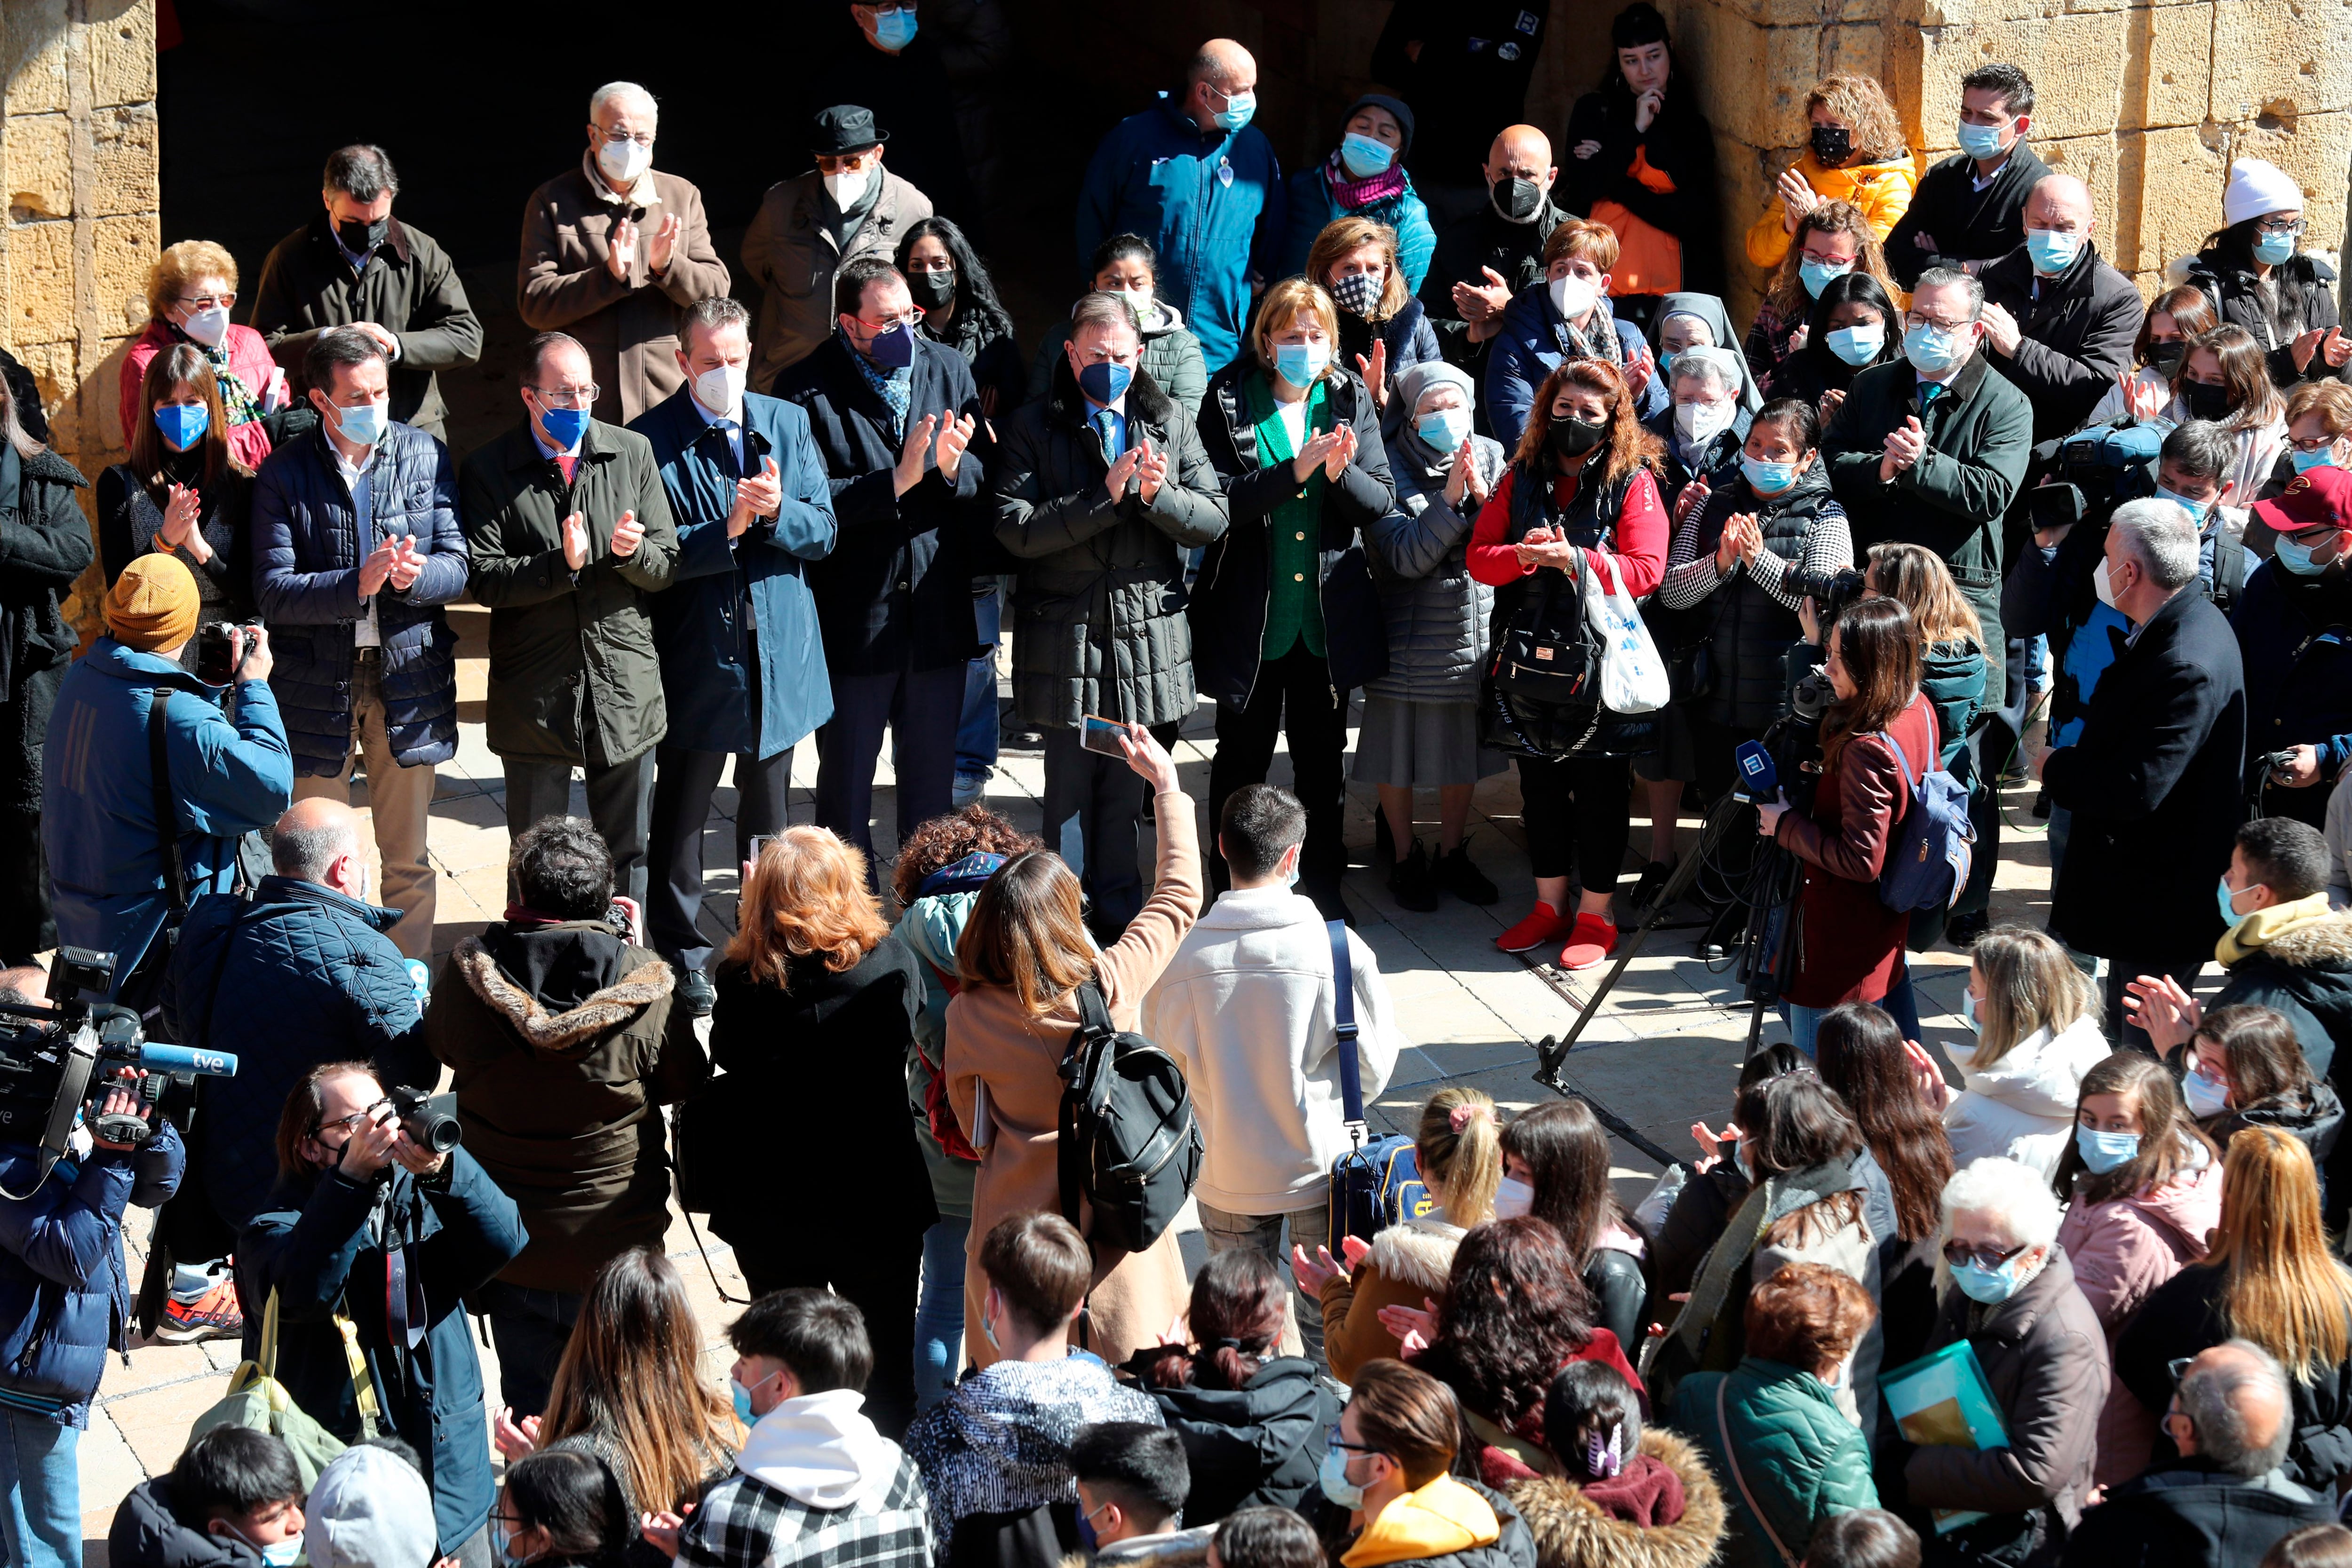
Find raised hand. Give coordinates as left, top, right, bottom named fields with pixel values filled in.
left=561, top=511, right=590, bottom=570
left=1134, top=437, right=1170, bottom=504
left=1104, top=442, right=1146, bottom=498
left=894, top=413, right=939, bottom=497
left=1356, top=338, right=1390, bottom=410
left=1292, top=428, right=1344, bottom=485
left=160, top=482, right=204, bottom=555
left=1881, top=415, right=1927, bottom=481
left=2294, top=326, right=2330, bottom=375
left=1634, top=89, right=1664, bottom=133
left=1454, top=266, right=1513, bottom=323
left=1443, top=436, right=1474, bottom=509
left=1324, top=422, right=1359, bottom=481
left=606, top=217, right=637, bottom=281
left=2327, top=326, right=2352, bottom=369
left=648, top=212, right=681, bottom=274
left=610, top=509, right=644, bottom=559
left=1819, top=387, right=1846, bottom=420
left=492, top=1406, right=540, bottom=1461
left=2122, top=368, right=2167, bottom=422
left=935, top=412, right=978, bottom=483
left=1674, top=475, right=1710, bottom=528
left=1339, top=1233, right=1374, bottom=1270
left=1291, top=1242, right=1345, bottom=1295
left=1776, top=165, right=1819, bottom=231
left=1902, top=1039, right=1953, bottom=1112
left=1978, top=301, right=2023, bottom=358
left=2121, top=974, right=2201, bottom=1053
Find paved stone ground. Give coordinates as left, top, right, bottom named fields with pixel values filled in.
left=74, top=610, right=2082, bottom=1559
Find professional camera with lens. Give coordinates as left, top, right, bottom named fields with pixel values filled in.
left=387, top=1085, right=461, bottom=1154
left=1783, top=565, right=1868, bottom=625
left=193, top=621, right=262, bottom=687
left=0, top=949, right=237, bottom=1189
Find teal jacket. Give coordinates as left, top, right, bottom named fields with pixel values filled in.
left=897, top=889, right=981, bottom=1220
left=1675, top=1358, right=1877, bottom=1568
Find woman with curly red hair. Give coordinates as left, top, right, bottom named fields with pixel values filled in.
left=707, top=825, right=934, bottom=1437
left=1468, top=357, right=1668, bottom=970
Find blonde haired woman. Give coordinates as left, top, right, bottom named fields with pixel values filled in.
left=1940, top=926, right=2110, bottom=1176
left=1293, top=1085, right=1503, bottom=1383
left=121, top=239, right=280, bottom=471
left=2117, top=1127, right=2352, bottom=1489
left=943, top=725, right=1200, bottom=1371
left=1193, top=276, right=1395, bottom=915
left=1745, top=74, right=1918, bottom=269
left=707, top=826, right=934, bottom=1435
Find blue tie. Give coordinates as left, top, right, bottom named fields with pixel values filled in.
left=1096, top=410, right=1120, bottom=465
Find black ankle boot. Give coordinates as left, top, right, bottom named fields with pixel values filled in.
left=1389, top=840, right=1438, bottom=911
left=1434, top=842, right=1499, bottom=905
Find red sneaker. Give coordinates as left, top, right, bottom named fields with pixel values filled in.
left=1497, top=901, right=1575, bottom=953
left=157, top=1278, right=244, bottom=1344
left=1559, top=913, right=1619, bottom=971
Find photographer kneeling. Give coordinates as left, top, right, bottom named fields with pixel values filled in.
left=239, top=1062, right=524, bottom=1566
left=1757, top=597, right=1936, bottom=1055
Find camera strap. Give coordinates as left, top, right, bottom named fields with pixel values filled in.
left=147, top=690, right=188, bottom=914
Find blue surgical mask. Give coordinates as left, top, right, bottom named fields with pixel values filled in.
left=1799, top=257, right=1852, bottom=299
left=493, top=1519, right=532, bottom=1568
left=1416, top=407, right=1471, bottom=453
left=2256, top=230, right=2298, bottom=266
left=154, top=402, right=209, bottom=450
left=2293, top=446, right=2339, bottom=473
left=223, top=1528, right=301, bottom=1568
left=1955, top=120, right=2006, bottom=161
left=1214, top=91, right=1258, bottom=134
left=2218, top=876, right=2252, bottom=925
left=1949, top=1254, right=2027, bottom=1305
left=536, top=403, right=589, bottom=452
left=2026, top=229, right=2084, bottom=275
left=1741, top=455, right=1799, bottom=495
left=2075, top=1124, right=2142, bottom=1174
left=1825, top=324, right=1884, bottom=366
left=1319, top=1446, right=1367, bottom=1509
left=1339, top=133, right=1395, bottom=179
left=1273, top=341, right=1329, bottom=388
left=874, top=5, right=918, bottom=48
left=1962, top=989, right=1981, bottom=1034
left=1077, top=360, right=1134, bottom=406
left=865, top=321, right=917, bottom=371
left=1904, top=321, right=1969, bottom=376
left=2183, top=1062, right=2231, bottom=1118
left=2274, top=534, right=2333, bottom=576
left=731, top=1366, right=778, bottom=1427
left=2155, top=485, right=2211, bottom=524
left=332, top=399, right=386, bottom=448
left=1078, top=1503, right=1109, bottom=1552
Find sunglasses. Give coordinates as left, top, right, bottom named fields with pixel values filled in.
left=1942, top=1239, right=2030, bottom=1272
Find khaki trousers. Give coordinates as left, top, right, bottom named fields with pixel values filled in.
left=292, top=658, right=438, bottom=958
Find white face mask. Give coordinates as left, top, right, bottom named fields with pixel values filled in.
left=1491, top=1176, right=1534, bottom=1220
left=596, top=136, right=652, bottom=187
left=1675, top=398, right=1735, bottom=448
left=2093, top=558, right=2119, bottom=610
left=1549, top=273, right=1599, bottom=322
left=694, top=362, right=747, bottom=417
left=824, top=166, right=872, bottom=210
left=180, top=303, right=230, bottom=348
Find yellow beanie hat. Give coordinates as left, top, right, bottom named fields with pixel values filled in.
left=104, top=554, right=202, bottom=653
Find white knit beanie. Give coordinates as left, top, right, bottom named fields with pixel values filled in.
left=2223, top=158, right=2303, bottom=227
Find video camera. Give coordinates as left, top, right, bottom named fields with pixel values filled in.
left=2028, top=422, right=2165, bottom=533
left=0, top=949, right=238, bottom=1193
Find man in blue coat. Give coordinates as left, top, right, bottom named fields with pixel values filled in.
left=634, top=298, right=837, bottom=1013
left=43, top=556, right=293, bottom=999
left=2233, top=469, right=2352, bottom=832
left=1076, top=39, right=1284, bottom=376
left=253, top=328, right=469, bottom=960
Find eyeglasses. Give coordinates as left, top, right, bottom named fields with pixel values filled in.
left=313, top=1098, right=393, bottom=1140
left=1903, top=312, right=1972, bottom=333
left=816, top=152, right=878, bottom=175
left=596, top=130, right=653, bottom=149
left=1327, top=1434, right=1385, bottom=1454
left=2256, top=217, right=2307, bottom=238
left=853, top=308, right=925, bottom=332
left=176, top=292, right=235, bottom=313
left=530, top=384, right=600, bottom=409
left=1942, top=1239, right=2030, bottom=1271
left=2292, top=433, right=2342, bottom=452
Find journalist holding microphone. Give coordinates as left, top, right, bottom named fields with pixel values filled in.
left=1756, top=595, right=1935, bottom=1054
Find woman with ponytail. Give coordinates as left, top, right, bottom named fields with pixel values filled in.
left=1131, top=1249, right=1338, bottom=1522
left=1296, top=1086, right=1502, bottom=1383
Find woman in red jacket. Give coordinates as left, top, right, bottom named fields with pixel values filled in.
left=1757, top=595, right=1935, bottom=1055
left=1469, top=359, right=1667, bottom=969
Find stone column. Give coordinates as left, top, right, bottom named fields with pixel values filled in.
left=3, top=0, right=159, bottom=634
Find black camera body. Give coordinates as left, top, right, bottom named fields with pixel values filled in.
left=193, top=621, right=261, bottom=687
left=1784, top=564, right=1868, bottom=626
left=388, top=1085, right=461, bottom=1153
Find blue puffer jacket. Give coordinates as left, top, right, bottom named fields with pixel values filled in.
left=251, top=420, right=468, bottom=776
left=159, top=876, right=438, bottom=1231
left=42, top=640, right=293, bottom=975
left=1279, top=161, right=1438, bottom=293
left=0, top=1121, right=183, bottom=1427
left=239, top=1150, right=524, bottom=1555
left=1486, top=283, right=1668, bottom=450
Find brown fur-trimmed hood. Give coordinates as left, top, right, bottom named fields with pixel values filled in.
left=2261, top=911, right=2352, bottom=968
left=452, top=937, right=673, bottom=1055
left=1367, top=1216, right=1467, bottom=1295
left=1505, top=1428, right=1728, bottom=1568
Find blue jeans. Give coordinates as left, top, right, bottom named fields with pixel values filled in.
left=1788, top=967, right=1919, bottom=1057
left=0, top=1409, right=76, bottom=1568
left=954, top=584, right=1002, bottom=781
left=915, top=1217, right=969, bottom=1411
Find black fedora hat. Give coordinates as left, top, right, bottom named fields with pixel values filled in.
left=811, top=105, right=889, bottom=155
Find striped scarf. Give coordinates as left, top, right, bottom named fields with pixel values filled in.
left=1325, top=151, right=1408, bottom=212
left=1553, top=291, right=1626, bottom=371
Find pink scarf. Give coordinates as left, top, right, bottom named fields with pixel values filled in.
left=1326, top=152, right=1407, bottom=212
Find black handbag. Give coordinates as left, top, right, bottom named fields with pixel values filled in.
left=1490, top=552, right=1603, bottom=705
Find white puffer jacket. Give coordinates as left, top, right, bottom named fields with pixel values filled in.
left=1942, top=1014, right=2113, bottom=1177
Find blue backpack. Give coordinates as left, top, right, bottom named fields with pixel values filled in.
left=1875, top=729, right=1975, bottom=913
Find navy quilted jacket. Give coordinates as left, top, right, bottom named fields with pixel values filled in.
left=250, top=421, right=467, bottom=776
left=159, top=877, right=437, bottom=1230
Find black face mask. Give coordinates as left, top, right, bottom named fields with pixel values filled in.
left=907, top=270, right=958, bottom=310
left=1548, top=416, right=1607, bottom=459
left=2147, top=341, right=2186, bottom=376
left=1810, top=125, right=1853, bottom=166
left=1491, top=177, right=1543, bottom=223
left=2183, top=380, right=2236, bottom=422
left=337, top=216, right=389, bottom=254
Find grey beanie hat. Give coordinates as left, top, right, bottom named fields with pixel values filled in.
left=306, top=1446, right=438, bottom=1568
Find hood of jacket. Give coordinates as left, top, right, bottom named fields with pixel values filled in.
left=108, top=1477, right=259, bottom=1568
left=2245, top=906, right=2352, bottom=971
left=1947, top=1013, right=2112, bottom=1117
left=243, top=873, right=406, bottom=935
left=739, top=1388, right=906, bottom=1509
left=2114, top=1144, right=2225, bottom=1249
left=453, top=929, right=673, bottom=1056
left=1366, top=1216, right=1466, bottom=1296
left=900, top=888, right=979, bottom=977
left=1060, top=1526, right=1218, bottom=1568
left=1505, top=1428, right=1727, bottom=1568
left=1345, top=1475, right=1504, bottom=1568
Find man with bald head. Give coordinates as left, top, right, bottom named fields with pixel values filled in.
left=1076, top=39, right=1284, bottom=373
left=2060, top=1340, right=2334, bottom=1565
left=1977, top=173, right=2143, bottom=443
left=163, top=796, right=437, bottom=1231
left=1419, top=125, right=1566, bottom=385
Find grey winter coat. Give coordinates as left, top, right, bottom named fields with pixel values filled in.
left=991, top=358, right=1229, bottom=729
left=1366, top=428, right=1504, bottom=703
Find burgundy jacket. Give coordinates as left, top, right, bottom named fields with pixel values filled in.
left=1775, top=691, right=1937, bottom=1006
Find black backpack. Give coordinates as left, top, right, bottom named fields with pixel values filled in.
left=1057, top=979, right=1202, bottom=1255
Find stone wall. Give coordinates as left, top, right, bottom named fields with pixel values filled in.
left=1666, top=0, right=2352, bottom=319
left=2, top=0, right=158, bottom=633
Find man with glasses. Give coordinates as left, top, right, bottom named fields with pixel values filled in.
left=1885, top=63, right=2048, bottom=287
left=1077, top=39, right=1284, bottom=375
left=745, top=105, right=933, bottom=392
left=519, top=81, right=730, bottom=424
left=461, top=331, right=679, bottom=902
left=1825, top=266, right=2033, bottom=711
left=775, top=256, right=986, bottom=879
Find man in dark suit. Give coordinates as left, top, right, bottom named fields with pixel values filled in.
left=2039, top=497, right=2248, bottom=1049
left=771, top=256, right=987, bottom=876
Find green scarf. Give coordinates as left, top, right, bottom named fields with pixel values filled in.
left=1245, top=372, right=1330, bottom=660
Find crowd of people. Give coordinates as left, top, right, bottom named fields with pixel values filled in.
left=0, top=8, right=2349, bottom=1568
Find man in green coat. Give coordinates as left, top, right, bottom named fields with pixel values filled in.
left=460, top=331, right=679, bottom=901
left=1823, top=267, right=2032, bottom=709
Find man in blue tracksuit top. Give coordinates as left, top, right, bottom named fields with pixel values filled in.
left=1076, top=39, right=1285, bottom=376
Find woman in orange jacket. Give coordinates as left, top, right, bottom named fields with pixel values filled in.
left=1745, top=74, right=1917, bottom=270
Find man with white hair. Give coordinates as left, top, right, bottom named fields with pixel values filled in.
left=2038, top=497, right=2248, bottom=1048
left=519, top=81, right=731, bottom=422
left=2060, top=1340, right=2336, bottom=1565
left=1893, top=1158, right=2106, bottom=1553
